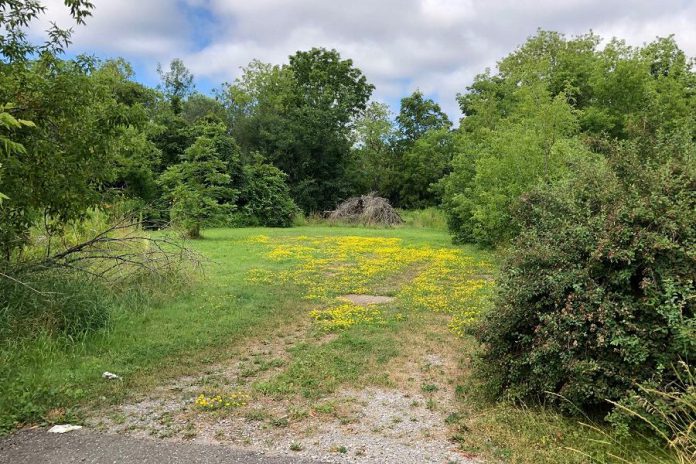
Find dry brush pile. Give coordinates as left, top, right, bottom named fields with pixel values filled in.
left=328, top=194, right=403, bottom=226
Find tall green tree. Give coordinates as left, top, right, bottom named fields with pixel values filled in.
left=443, top=84, right=585, bottom=245
left=223, top=48, right=374, bottom=211
left=443, top=31, right=696, bottom=247
left=94, top=59, right=161, bottom=203
left=181, top=93, right=226, bottom=124
left=0, top=55, right=156, bottom=257
left=157, top=58, right=194, bottom=115
left=158, top=134, right=237, bottom=238
left=399, top=128, right=460, bottom=209
left=395, top=90, right=451, bottom=147
left=346, top=101, right=395, bottom=195
left=389, top=90, right=452, bottom=206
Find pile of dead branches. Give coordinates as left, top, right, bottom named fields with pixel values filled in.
left=328, top=194, right=403, bottom=226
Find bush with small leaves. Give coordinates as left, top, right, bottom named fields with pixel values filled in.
left=237, top=161, right=299, bottom=227
left=477, top=140, right=695, bottom=421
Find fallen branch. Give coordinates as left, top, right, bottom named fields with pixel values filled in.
left=30, top=216, right=204, bottom=282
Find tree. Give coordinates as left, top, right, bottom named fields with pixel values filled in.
left=0, top=0, right=94, bottom=62
left=223, top=60, right=294, bottom=164
left=395, top=90, right=451, bottom=147
left=181, top=93, right=226, bottom=124
left=158, top=135, right=237, bottom=238
left=237, top=158, right=299, bottom=227
left=346, top=101, right=395, bottom=195
left=399, top=128, right=460, bottom=209
left=443, top=31, right=696, bottom=247
left=0, top=104, right=34, bottom=208
left=288, top=48, right=373, bottom=127
left=157, top=58, right=194, bottom=115
left=442, top=84, right=583, bottom=245
left=0, top=55, right=156, bottom=257
left=93, top=60, right=161, bottom=203
left=223, top=49, right=374, bottom=212
left=386, top=90, right=452, bottom=206
left=283, top=47, right=374, bottom=210
left=150, top=111, right=193, bottom=171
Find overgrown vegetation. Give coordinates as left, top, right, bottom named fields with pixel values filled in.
left=478, top=141, right=695, bottom=412
left=454, top=33, right=696, bottom=456
left=0, top=2, right=693, bottom=461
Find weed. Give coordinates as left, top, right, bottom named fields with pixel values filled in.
left=422, top=383, right=439, bottom=393
left=289, top=441, right=303, bottom=451
left=271, top=417, right=289, bottom=428
left=426, top=398, right=437, bottom=411
left=194, top=391, right=249, bottom=410
left=313, top=402, right=337, bottom=415
left=288, top=407, right=309, bottom=421
left=244, top=409, right=269, bottom=422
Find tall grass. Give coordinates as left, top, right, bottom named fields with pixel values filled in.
left=0, top=270, right=112, bottom=340
left=608, top=362, right=696, bottom=464
left=0, top=210, right=197, bottom=432
left=398, top=207, right=448, bottom=230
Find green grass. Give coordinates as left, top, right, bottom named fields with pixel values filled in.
left=255, top=325, right=400, bottom=398
left=0, top=225, right=678, bottom=463
left=0, top=227, right=308, bottom=431
left=0, top=226, right=459, bottom=430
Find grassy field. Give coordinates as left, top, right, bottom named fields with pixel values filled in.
left=0, top=225, right=672, bottom=463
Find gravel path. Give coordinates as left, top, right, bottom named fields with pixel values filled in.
left=0, top=429, right=324, bottom=464
left=79, top=319, right=478, bottom=463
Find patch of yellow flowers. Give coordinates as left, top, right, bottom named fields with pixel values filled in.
left=310, top=303, right=383, bottom=331
left=194, top=391, right=250, bottom=410
left=245, top=235, right=494, bottom=336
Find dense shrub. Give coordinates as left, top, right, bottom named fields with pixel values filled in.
left=237, top=162, right=299, bottom=227
left=477, top=143, right=695, bottom=415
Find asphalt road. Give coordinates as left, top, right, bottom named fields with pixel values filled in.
left=0, top=429, right=324, bottom=464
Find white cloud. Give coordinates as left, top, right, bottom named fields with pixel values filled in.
left=32, top=0, right=191, bottom=57
left=28, top=0, right=696, bottom=120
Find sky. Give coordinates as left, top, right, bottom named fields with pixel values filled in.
left=31, top=0, right=696, bottom=121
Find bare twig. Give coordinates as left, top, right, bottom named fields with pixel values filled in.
left=29, top=216, right=204, bottom=282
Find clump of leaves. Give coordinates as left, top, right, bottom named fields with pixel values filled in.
left=289, top=441, right=303, bottom=451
